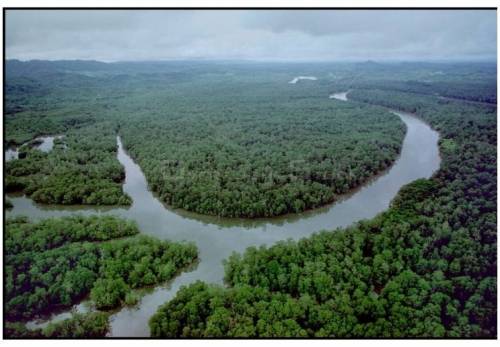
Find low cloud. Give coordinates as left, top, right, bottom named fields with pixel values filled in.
left=5, top=9, right=497, bottom=62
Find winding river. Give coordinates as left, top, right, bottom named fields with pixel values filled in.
left=6, top=93, right=441, bottom=337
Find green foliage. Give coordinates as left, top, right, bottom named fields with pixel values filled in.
left=5, top=199, right=13, bottom=209
left=6, top=60, right=405, bottom=216
left=4, top=322, right=43, bottom=338
left=5, top=215, right=138, bottom=254
left=124, top=292, right=139, bottom=306
left=5, top=60, right=497, bottom=337
left=118, top=80, right=405, bottom=218
left=91, top=278, right=129, bottom=310
left=150, top=80, right=496, bottom=337
left=5, top=216, right=198, bottom=321
left=45, top=312, right=110, bottom=338
left=4, top=312, right=110, bottom=338
left=391, top=179, right=438, bottom=213
left=330, top=61, right=496, bottom=104
left=5, top=124, right=131, bottom=206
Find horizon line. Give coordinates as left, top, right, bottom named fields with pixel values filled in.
left=6, top=57, right=498, bottom=64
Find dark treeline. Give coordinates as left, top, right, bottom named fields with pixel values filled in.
left=150, top=90, right=496, bottom=337
left=5, top=215, right=198, bottom=329
left=5, top=199, right=13, bottom=209
left=354, top=79, right=497, bottom=104
left=328, top=61, right=496, bottom=104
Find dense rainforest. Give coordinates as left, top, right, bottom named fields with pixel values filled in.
left=4, top=215, right=198, bottom=337
left=5, top=60, right=406, bottom=216
left=6, top=60, right=495, bottom=216
left=4, top=60, right=497, bottom=338
left=5, top=125, right=131, bottom=205
left=149, top=87, right=497, bottom=337
left=118, top=83, right=405, bottom=217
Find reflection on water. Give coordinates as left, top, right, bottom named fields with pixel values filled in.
left=5, top=147, right=18, bottom=161
left=5, top=135, right=64, bottom=162
left=7, top=94, right=441, bottom=337
left=35, top=135, right=64, bottom=153
left=289, top=76, right=317, bottom=84
left=330, top=91, right=350, bottom=101
left=26, top=301, right=91, bottom=330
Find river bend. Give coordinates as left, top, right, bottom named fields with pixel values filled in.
left=7, top=93, right=441, bottom=336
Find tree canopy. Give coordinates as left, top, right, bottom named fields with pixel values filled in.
left=5, top=215, right=198, bottom=323
left=150, top=83, right=496, bottom=338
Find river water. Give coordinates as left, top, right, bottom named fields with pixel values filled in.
left=289, top=76, right=318, bottom=84
left=5, top=135, right=63, bottom=161
left=7, top=94, right=441, bottom=337
left=329, top=91, right=349, bottom=101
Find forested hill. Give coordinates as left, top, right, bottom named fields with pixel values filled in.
left=150, top=90, right=497, bottom=337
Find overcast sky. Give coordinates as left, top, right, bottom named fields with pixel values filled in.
left=5, top=10, right=497, bottom=62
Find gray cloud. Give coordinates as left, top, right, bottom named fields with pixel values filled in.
left=5, top=10, right=497, bottom=62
